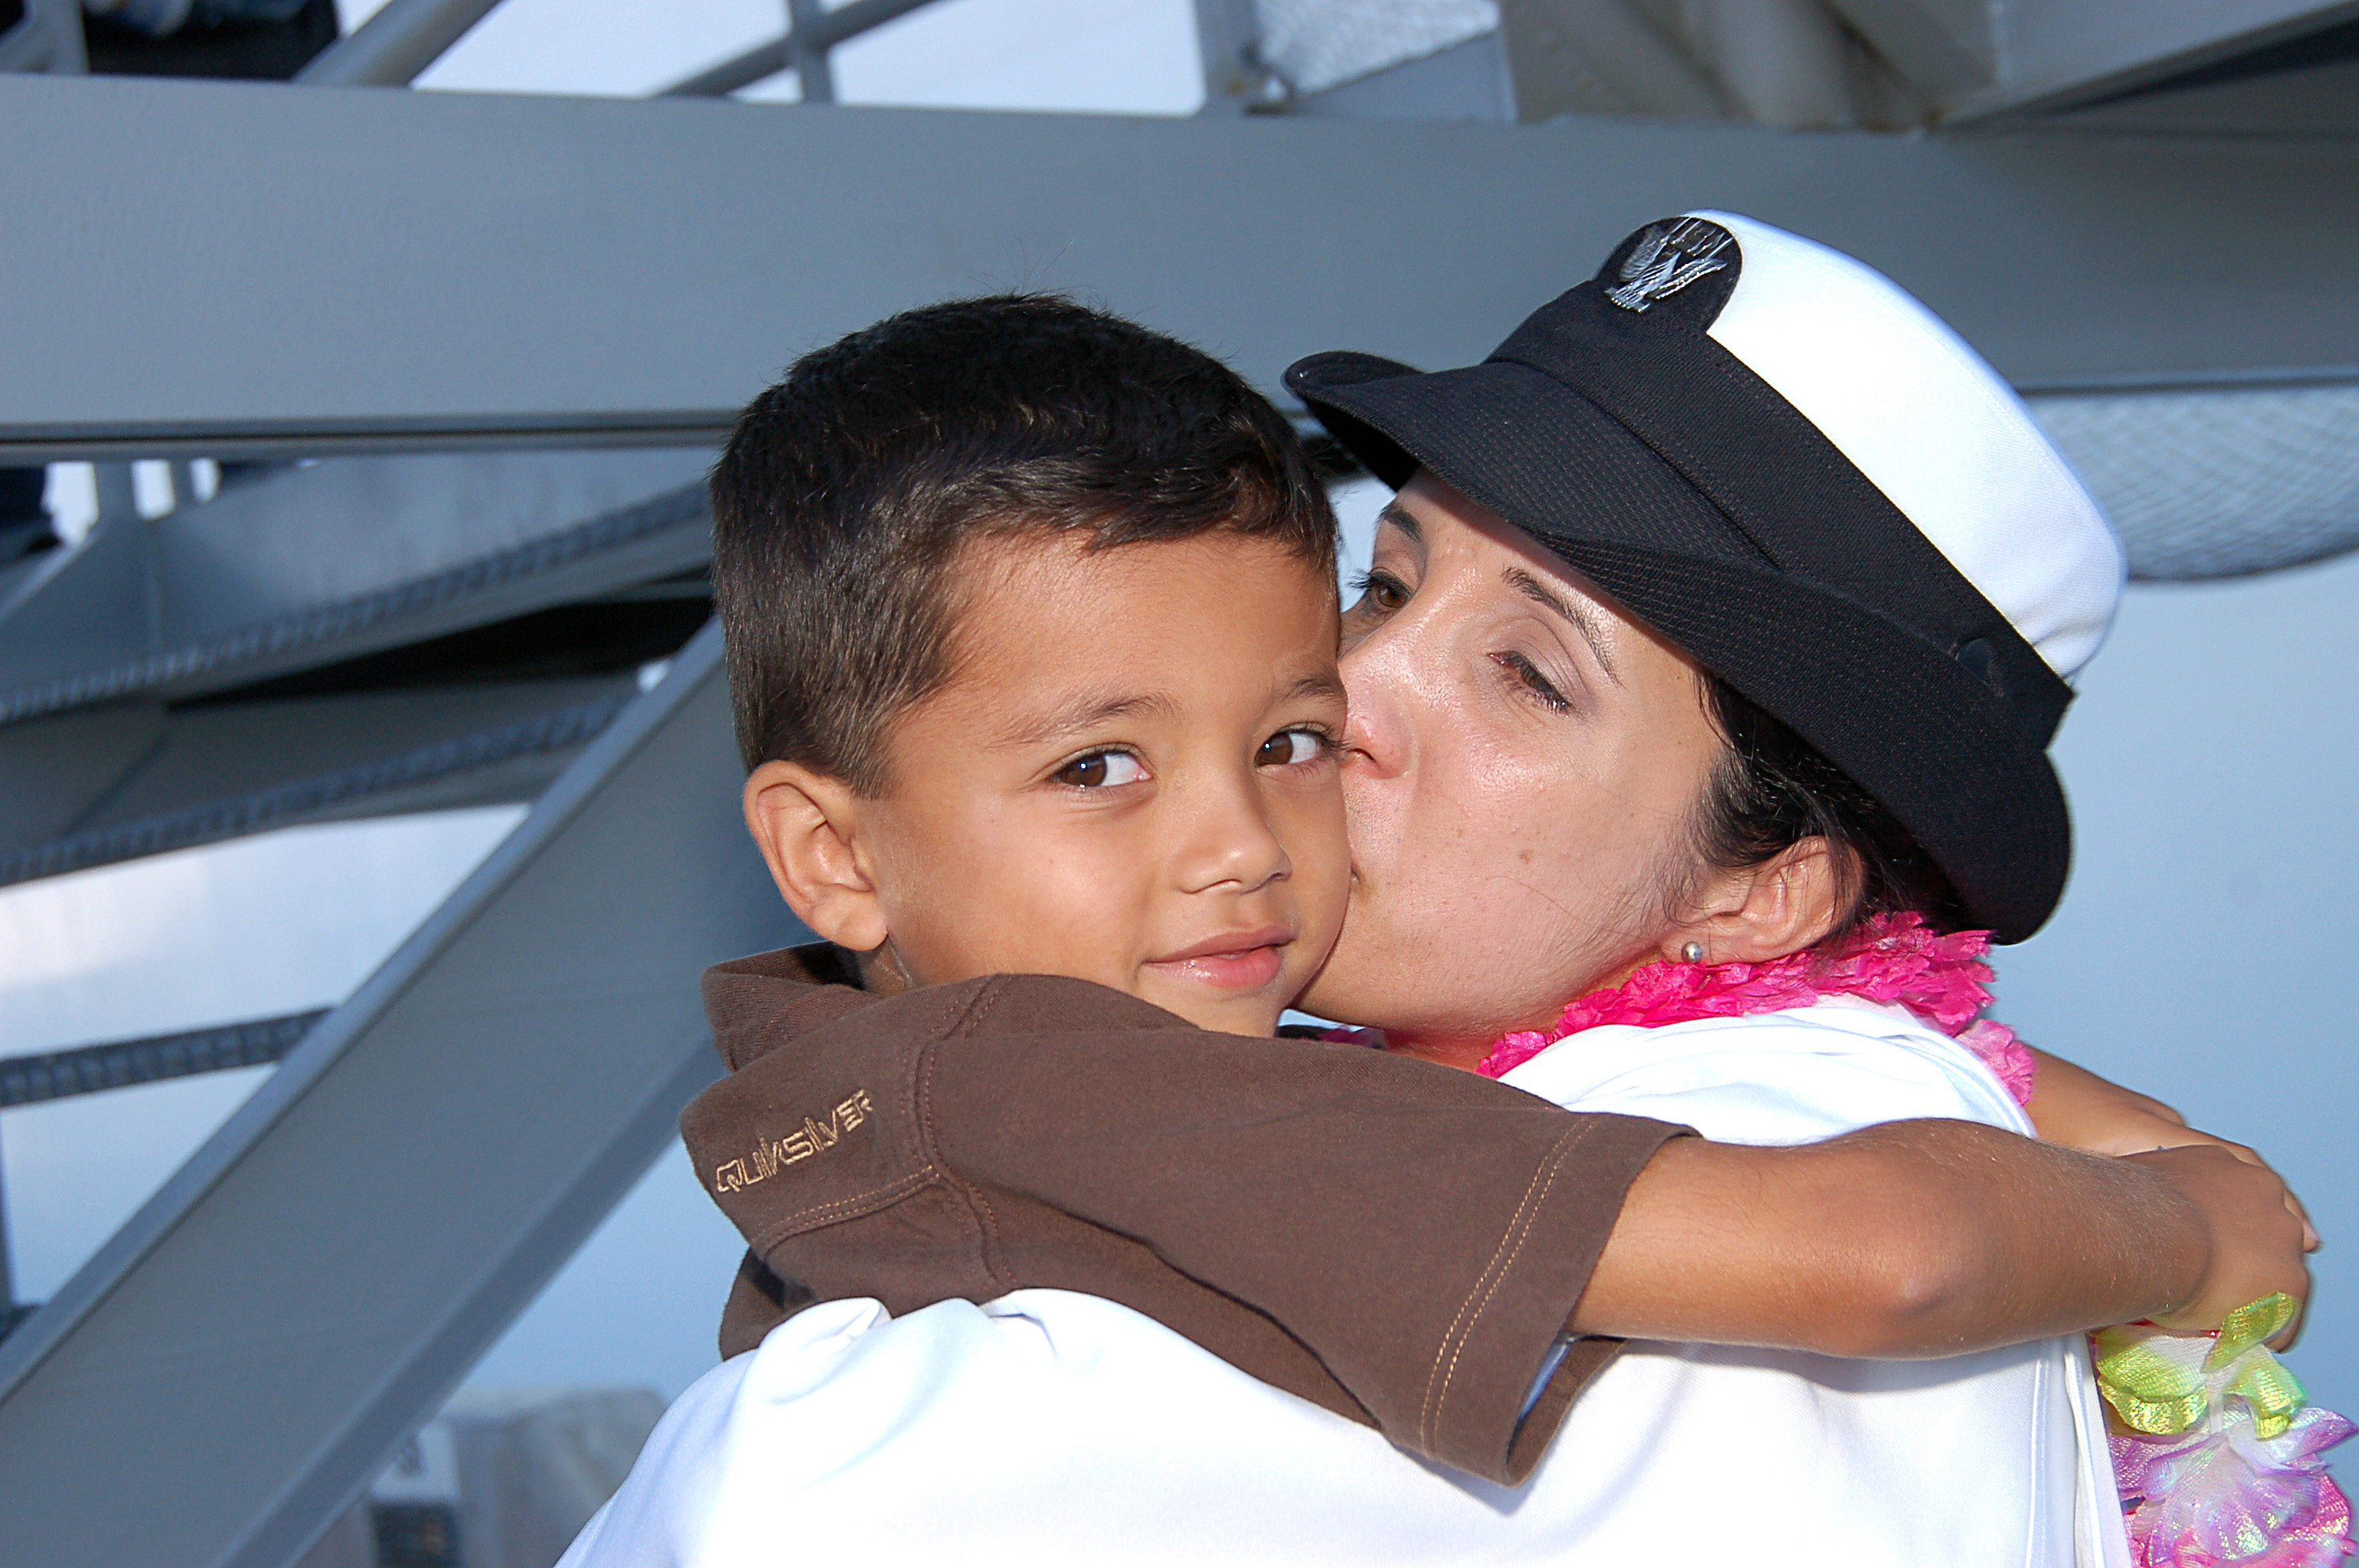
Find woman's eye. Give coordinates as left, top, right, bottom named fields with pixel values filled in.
left=1256, top=728, right=1329, bottom=768
left=1496, top=651, right=1572, bottom=713
left=1052, top=750, right=1147, bottom=789
left=1348, top=571, right=1410, bottom=616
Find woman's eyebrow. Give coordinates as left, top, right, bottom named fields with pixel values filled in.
left=1376, top=502, right=1422, bottom=543
left=1501, top=566, right=1621, bottom=684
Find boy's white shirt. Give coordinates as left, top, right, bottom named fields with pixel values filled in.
left=562, top=1000, right=2132, bottom=1567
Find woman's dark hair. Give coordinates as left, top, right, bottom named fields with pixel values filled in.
left=1692, top=677, right=1968, bottom=938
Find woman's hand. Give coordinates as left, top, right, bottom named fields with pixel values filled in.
left=2023, top=1047, right=2190, bottom=1155
left=2025, top=1047, right=2318, bottom=1255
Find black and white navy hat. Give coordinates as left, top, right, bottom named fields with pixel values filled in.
left=1286, top=212, right=2123, bottom=942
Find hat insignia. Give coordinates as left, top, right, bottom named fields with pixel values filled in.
left=1605, top=218, right=1735, bottom=312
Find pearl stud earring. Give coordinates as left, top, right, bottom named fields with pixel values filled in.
left=1680, top=942, right=1705, bottom=964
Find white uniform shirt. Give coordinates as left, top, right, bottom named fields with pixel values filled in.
left=564, top=1001, right=2130, bottom=1567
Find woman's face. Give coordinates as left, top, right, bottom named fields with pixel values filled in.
left=1297, top=472, right=1729, bottom=1065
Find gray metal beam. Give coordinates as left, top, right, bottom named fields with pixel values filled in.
left=2, top=1010, right=327, bottom=1109
left=292, top=0, right=504, bottom=88
left=2034, top=46, right=2359, bottom=137
left=1819, top=0, right=1994, bottom=103
left=787, top=0, right=836, bottom=103
left=0, top=450, right=714, bottom=884
left=1946, top=0, right=2359, bottom=121
left=1190, top=0, right=1270, bottom=114
left=659, top=34, right=792, bottom=98
left=3, top=74, right=2357, bottom=463
left=0, top=621, right=806, bottom=1568
left=1291, top=31, right=1514, bottom=123
left=1498, top=0, right=1728, bottom=120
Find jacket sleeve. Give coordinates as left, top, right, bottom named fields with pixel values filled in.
left=685, top=971, right=1689, bottom=1486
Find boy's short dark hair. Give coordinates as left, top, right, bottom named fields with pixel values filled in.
left=711, top=294, right=1337, bottom=790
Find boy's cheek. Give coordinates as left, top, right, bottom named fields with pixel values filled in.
left=1275, top=789, right=1352, bottom=909
left=886, top=833, right=1153, bottom=991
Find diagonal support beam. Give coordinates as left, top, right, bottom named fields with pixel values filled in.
left=293, top=0, right=503, bottom=88
left=658, top=0, right=943, bottom=98
left=0, top=621, right=805, bottom=1568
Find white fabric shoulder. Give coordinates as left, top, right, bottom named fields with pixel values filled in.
left=1498, top=1001, right=2125, bottom=1568
left=562, top=1291, right=1545, bottom=1568
left=1499, top=999, right=2032, bottom=1142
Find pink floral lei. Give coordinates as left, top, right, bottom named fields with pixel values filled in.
left=1474, top=909, right=2037, bottom=1103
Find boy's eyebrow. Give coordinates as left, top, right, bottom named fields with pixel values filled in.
left=1286, top=670, right=1348, bottom=706
left=998, top=691, right=1180, bottom=748
left=1502, top=567, right=1621, bottom=684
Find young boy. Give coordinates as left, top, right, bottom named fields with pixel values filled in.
left=718, top=295, right=1352, bottom=1040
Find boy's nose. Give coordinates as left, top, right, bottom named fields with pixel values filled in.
left=1170, top=778, right=1292, bottom=896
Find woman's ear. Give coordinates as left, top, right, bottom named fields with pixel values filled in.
left=742, top=760, right=892, bottom=953
left=1670, top=838, right=1852, bottom=966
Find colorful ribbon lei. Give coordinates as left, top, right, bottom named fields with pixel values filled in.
left=2096, top=1296, right=2354, bottom=1566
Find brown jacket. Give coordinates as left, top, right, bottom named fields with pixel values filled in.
left=679, top=945, right=1688, bottom=1486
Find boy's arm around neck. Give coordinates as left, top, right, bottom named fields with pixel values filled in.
left=1576, top=1119, right=2312, bottom=1353
left=685, top=953, right=2310, bottom=1478
left=682, top=963, right=1685, bottom=1486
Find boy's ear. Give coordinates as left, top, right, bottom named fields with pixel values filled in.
left=743, top=760, right=892, bottom=954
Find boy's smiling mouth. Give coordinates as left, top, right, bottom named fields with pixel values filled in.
left=1143, top=927, right=1295, bottom=992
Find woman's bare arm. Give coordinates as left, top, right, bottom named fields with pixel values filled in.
left=1572, top=1120, right=2312, bottom=1356
left=2024, top=1047, right=2317, bottom=1244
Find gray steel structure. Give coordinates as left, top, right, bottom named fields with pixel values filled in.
left=0, top=2, right=2356, bottom=1562
left=0, top=625, right=804, bottom=1568
left=2, top=74, right=2357, bottom=466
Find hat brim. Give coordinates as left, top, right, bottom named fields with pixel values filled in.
left=1288, top=350, right=2068, bottom=943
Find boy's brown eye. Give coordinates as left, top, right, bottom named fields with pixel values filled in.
left=1256, top=729, right=1326, bottom=768
left=1052, top=750, right=1146, bottom=789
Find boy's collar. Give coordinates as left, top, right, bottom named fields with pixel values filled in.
left=700, top=942, right=877, bottom=1072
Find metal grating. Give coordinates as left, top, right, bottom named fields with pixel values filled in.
left=2030, top=382, right=2359, bottom=582
left=0, top=481, right=707, bottom=729
left=1254, top=0, right=1498, bottom=93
